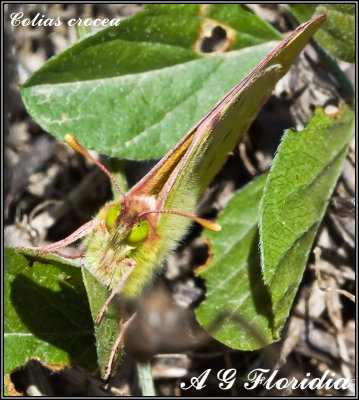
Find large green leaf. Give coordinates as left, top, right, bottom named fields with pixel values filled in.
left=195, top=105, right=354, bottom=350
left=259, top=105, right=355, bottom=333
left=195, top=174, right=272, bottom=349
left=4, top=248, right=96, bottom=375
left=289, top=4, right=355, bottom=62
left=21, top=4, right=281, bottom=159
left=4, top=246, right=123, bottom=378
left=23, top=5, right=281, bottom=85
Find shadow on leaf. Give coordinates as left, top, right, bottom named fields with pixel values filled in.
left=247, top=228, right=275, bottom=340
left=10, top=272, right=97, bottom=369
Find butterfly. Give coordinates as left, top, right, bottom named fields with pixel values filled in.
left=16, top=14, right=326, bottom=378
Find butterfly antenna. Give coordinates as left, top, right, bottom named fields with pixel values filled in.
left=65, top=134, right=128, bottom=205
left=139, top=209, right=221, bottom=232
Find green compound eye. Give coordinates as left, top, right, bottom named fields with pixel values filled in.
left=127, top=220, right=150, bottom=244
left=105, top=204, right=122, bottom=230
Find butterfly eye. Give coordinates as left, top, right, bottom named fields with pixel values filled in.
left=127, top=220, right=150, bottom=244
left=105, top=204, right=122, bottom=230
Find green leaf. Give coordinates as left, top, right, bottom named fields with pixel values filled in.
left=289, top=4, right=355, bottom=62
left=259, top=105, right=355, bottom=333
left=194, top=4, right=281, bottom=46
left=23, top=5, right=281, bottom=85
left=195, top=105, right=354, bottom=350
left=4, top=248, right=96, bottom=375
left=81, top=268, right=122, bottom=378
left=195, top=174, right=274, bottom=350
left=21, top=4, right=281, bottom=160
left=285, top=4, right=317, bottom=22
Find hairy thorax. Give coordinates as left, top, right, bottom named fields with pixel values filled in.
left=84, top=195, right=165, bottom=297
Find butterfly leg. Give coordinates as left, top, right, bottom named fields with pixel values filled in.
left=53, top=250, right=85, bottom=259
left=104, top=312, right=137, bottom=380
left=95, top=258, right=136, bottom=325
left=15, top=219, right=106, bottom=255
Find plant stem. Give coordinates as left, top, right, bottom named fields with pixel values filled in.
left=309, top=39, right=354, bottom=101
left=137, top=362, right=156, bottom=396
left=283, top=6, right=354, bottom=102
